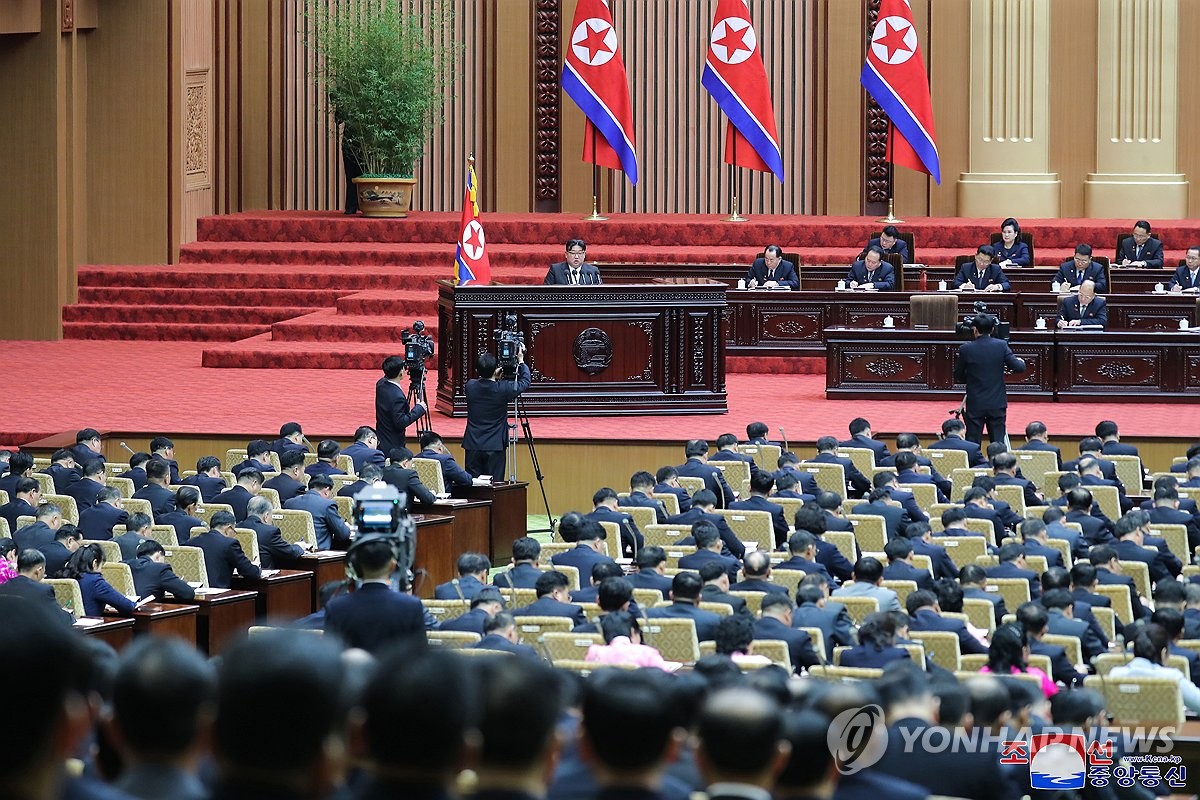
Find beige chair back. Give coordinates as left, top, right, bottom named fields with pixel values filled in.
left=164, top=546, right=208, bottom=588
left=650, top=492, right=680, bottom=516
left=986, top=577, right=1032, bottom=609
left=699, top=601, right=734, bottom=617
left=1092, top=584, right=1135, bottom=626
left=83, top=539, right=122, bottom=565
left=335, top=496, right=355, bottom=523
left=711, top=460, right=750, bottom=489
left=1012, top=450, right=1061, bottom=494
left=423, top=600, right=471, bottom=622
left=880, top=579, right=918, bottom=608
left=798, top=462, right=846, bottom=496
left=992, top=484, right=1026, bottom=516
left=101, top=562, right=137, bottom=597
left=45, top=494, right=80, bottom=525
left=676, top=476, right=706, bottom=496
left=738, top=443, right=781, bottom=471
left=512, top=615, right=573, bottom=647
left=768, top=568, right=804, bottom=596
left=1041, top=633, right=1083, bottom=665
left=835, top=594, right=879, bottom=625
left=909, top=630, right=961, bottom=671
left=233, top=528, right=261, bottom=564
left=31, top=472, right=56, bottom=496
left=1117, top=559, right=1151, bottom=600
left=641, top=617, right=700, bottom=662
left=258, top=487, right=282, bottom=510
left=1091, top=605, right=1117, bottom=643
left=961, top=597, right=997, bottom=634
left=837, top=447, right=877, bottom=478
left=937, top=535, right=988, bottom=568
left=961, top=518, right=997, bottom=545
left=336, top=454, right=355, bottom=476
left=541, top=631, right=603, bottom=662
left=272, top=509, right=318, bottom=548
left=632, top=588, right=667, bottom=610
left=845, top=514, right=887, bottom=553
left=727, top=590, right=765, bottom=617
left=621, top=505, right=658, bottom=535
left=118, top=497, right=154, bottom=522
left=748, top=639, right=793, bottom=672
left=822, top=531, right=857, bottom=566
left=1084, top=674, right=1183, bottom=728
left=808, top=664, right=883, bottom=680
left=949, top=468, right=990, bottom=501
left=1103, top=455, right=1143, bottom=494
left=147, top=524, right=180, bottom=546
left=663, top=546, right=697, bottom=570
left=411, top=458, right=447, bottom=494
left=104, top=477, right=136, bottom=498
left=1085, top=485, right=1121, bottom=523
left=193, top=502, right=234, bottom=525
left=1148, top=524, right=1189, bottom=564
left=427, top=631, right=482, bottom=649
left=897, top=483, right=937, bottom=512
left=45, top=578, right=85, bottom=618
left=1044, top=538, right=1071, bottom=565
left=924, top=448, right=968, bottom=473
left=717, top=509, right=774, bottom=551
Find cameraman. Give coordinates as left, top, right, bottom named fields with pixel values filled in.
left=375, top=355, right=426, bottom=453
left=952, top=314, right=1026, bottom=445
left=463, top=345, right=532, bottom=479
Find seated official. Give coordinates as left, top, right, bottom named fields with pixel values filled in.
left=952, top=245, right=1011, bottom=292
left=1116, top=219, right=1164, bottom=268
left=61, top=543, right=137, bottom=617
left=744, top=244, right=799, bottom=289
left=543, top=238, right=601, bottom=285
left=845, top=246, right=894, bottom=290
left=1053, top=243, right=1108, bottom=293
left=1057, top=279, right=1106, bottom=329
left=993, top=217, right=1030, bottom=267
left=1169, top=246, right=1200, bottom=293
left=864, top=224, right=909, bottom=263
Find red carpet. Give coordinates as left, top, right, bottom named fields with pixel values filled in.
left=1, top=340, right=1195, bottom=450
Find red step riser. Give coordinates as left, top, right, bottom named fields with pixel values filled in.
left=202, top=349, right=398, bottom=370
left=62, top=305, right=315, bottom=325
left=335, top=296, right=437, bottom=315
left=270, top=321, right=440, bottom=343
left=75, top=287, right=350, bottom=306
left=63, top=323, right=268, bottom=342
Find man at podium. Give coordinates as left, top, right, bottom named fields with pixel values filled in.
left=544, top=238, right=602, bottom=285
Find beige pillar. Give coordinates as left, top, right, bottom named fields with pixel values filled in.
left=1084, top=0, right=1187, bottom=218
left=957, top=0, right=1060, bottom=218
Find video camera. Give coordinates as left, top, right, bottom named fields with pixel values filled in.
left=493, top=312, right=525, bottom=379
left=401, top=320, right=434, bottom=379
left=955, top=301, right=1010, bottom=341
left=348, top=484, right=418, bottom=591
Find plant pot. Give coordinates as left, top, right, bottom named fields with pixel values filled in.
left=352, top=176, right=417, bottom=218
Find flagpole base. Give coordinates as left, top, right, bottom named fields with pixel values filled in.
left=583, top=195, right=607, bottom=222
left=878, top=197, right=904, bottom=225
left=725, top=194, right=748, bottom=223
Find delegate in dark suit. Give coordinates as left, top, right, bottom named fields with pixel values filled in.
left=753, top=616, right=819, bottom=670
left=323, top=582, right=426, bottom=654
left=807, top=451, right=872, bottom=494
left=492, top=562, right=543, bottom=590
left=551, top=545, right=617, bottom=580
left=953, top=325, right=1026, bottom=445
left=1116, top=235, right=1164, bottom=268
left=380, top=465, right=438, bottom=509
left=113, top=531, right=146, bottom=561
left=125, top=555, right=195, bottom=601
left=239, top=517, right=304, bottom=569
left=38, top=541, right=75, bottom=577
left=119, top=466, right=148, bottom=491
left=341, top=441, right=386, bottom=474
left=375, top=376, right=424, bottom=453
left=63, top=478, right=104, bottom=511
left=182, top=530, right=261, bottom=588
left=181, top=473, right=225, bottom=503
left=0, top=575, right=74, bottom=626
left=512, top=595, right=587, bottom=627
left=677, top=549, right=741, bottom=583
left=543, top=261, right=602, bottom=285
left=1053, top=259, right=1108, bottom=293
left=676, top=459, right=735, bottom=507
left=929, top=435, right=986, bottom=467
left=78, top=503, right=128, bottom=541
left=909, top=608, right=988, bottom=655
left=625, top=569, right=674, bottom=598
left=744, top=257, right=799, bottom=289
left=1018, top=438, right=1062, bottom=469
left=985, top=561, right=1041, bottom=600
left=850, top=497, right=907, bottom=540
left=873, top=717, right=1020, bottom=800
left=44, top=463, right=80, bottom=494
left=212, top=485, right=254, bottom=522
left=844, top=258, right=895, bottom=290
left=792, top=600, right=855, bottom=658
left=646, top=601, right=721, bottom=641
left=1057, top=294, right=1107, bottom=328
left=584, top=506, right=643, bottom=554
left=0, top=497, right=38, bottom=534
left=618, top=490, right=669, bottom=524
left=729, top=495, right=788, bottom=546
left=952, top=261, right=1011, bottom=291
left=839, top=432, right=889, bottom=462
left=14, top=521, right=55, bottom=553
left=1169, top=262, right=1200, bottom=291
left=433, top=573, right=487, bottom=601
left=156, top=510, right=205, bottom=545
left=262, top=473, right=307, bottom=504
left=667, top=508, right=745, bottom=559
left=284, top=491, right=352, bottom=550
left=131, top=483, right=176, bottom=517
left=963, top=586, right=1007, bottom=625
left=417, top=448, right=474, bottom=489
left=839, top=644, right=911, bottom=669
left=472, top=633, right=541, bottom=659
left=437, top=607, right=490, bottom=634
left=883, top=560, right=935, bottom=592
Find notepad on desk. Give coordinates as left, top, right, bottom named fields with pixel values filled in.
left=193, top=587, right=226, bottom=596
left=260, top=569, right=280, bottom=578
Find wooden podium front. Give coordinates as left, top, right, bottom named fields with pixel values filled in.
left=435, top=282, right=727, bottom=416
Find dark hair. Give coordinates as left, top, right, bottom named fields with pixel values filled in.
left=748, top=471, right=774, bottom=495
left=697, top=687, right=784, bottom=776
left=1074, top=243, right=1092, bottom=256
left=145, top=460, right=170, bottom=482
left=1088, top=545, right=1117, bottom=566
left=977, top=244, right=995, bottom=258
left=279, top=450, right=305, bottom=470
left=77, top=428, right=101, bottom=444
left=596, top=577, right=633, bottom=612
left=941, top=506, right=967, bottom=527
left=853, top=556, right=884, bottom=583
left=635, top=545, right=666, bottom=570
left=534, top=570, right=569, bottom=598
left=592, top=487, right=618, bottom=506
left=382, top=355, right=406, bottom=379
left=306, top=474, right=334, bottom=491
left=61, top=543, right=104, bottom=579
left=671, top=571, right=703, bottom=601
left=456, top=552, right=491, bottom=576
left=581, top=668, right=677, bottom=770
left=787, top=530, right=816, bottom=556
left=135, top=539, right=165, bottom=559
left=174, top=485, right=200, bottom=509
left=892, top=451, right=918, bottom=473
left=128, top=452, right=151, bottom=469
left=590, top=561, right=624, bottom=584
left=511, top=536, right=541, bottom=563
left=630, top=470, right=655, bottom=490
left=476, top=352, right=498, bottom=378
left=1050, top=687, right=1105, bottom=726
left=655, top=465, right=678, bottom=484
left=113, top=637, right=215, bottom=757
left=974, top=314, right=996, bottom=334
left=1042, top=588, right=1073, bottom=612
left=1069, top=561, right=1098, bottom=588
left=698, top=561, right=726, bottom=583
left=598, top=609, right=640, bottom=643
left=773, top=711, right=834, bottom=790
left=987, top=624, right=1028, bottom=674
left=246, top=439, right=271, bottom=458
left=815, top=491, right=842, bottom=511
left=236, top=468, right=264, bottom=485
left=746, top=422, right=769, bottom=440
left=8, top=451, right=34, bottom=475
left=0, top=538, right=14, bottom=559
left=685, top=439, right=709, bottom=459
left=848, top=417, right=870, bottom=436
left=884, top=537, right=912, bottom=562
left=692, top=519, right=720, bottom=549
left=316, top=440, right=340, bottom=460
left=858, top=611, right=898, bottom=649
left=905, top=590, right=937, bottom=616
left=565, top=238, right=586, bottom=252
left=1001, top=217, right=1020, bottom=233
left=17, top=548, right=46, bottom=572
left=1015, top=601, right=1049, bottom=636
left=418, top=431, right=442, bottom=450
left=714, top=615, right=755, bottom=656
left=1131, top=624, right=1170, bottom=664
left=793, top=505, right=826, bottom=535
left=474, top=655, right=562, bottom=769
left=80, top=459, right=105, bottom=479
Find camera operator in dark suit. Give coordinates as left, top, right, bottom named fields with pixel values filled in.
left=462, top=345, right=532, bottom=480
left=544, top=238, right=602, bottom=285
left=375, top=355, right=426, bottom=453
left=952, top=313, right=1026, bottom=445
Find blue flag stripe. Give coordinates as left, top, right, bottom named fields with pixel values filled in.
left=701, top=64, right=785, bottom=183
left=860, top=64, right=941, bottom=184
left=562, top=63, right=639, bottom=184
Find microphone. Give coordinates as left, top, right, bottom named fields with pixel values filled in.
left=119, top=442, right=136, bottom=456
left=451, top=577, right=466, bottom=603
left=779, top=427, right=789, bottom=451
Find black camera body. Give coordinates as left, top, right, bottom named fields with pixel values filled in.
left=493, top=312, right=524, bottom=379
left=349, top=484, right=418, bottom=591
left=955, top=301, right=1010, bottom=341
left=401, top=320, right=434, bottom=377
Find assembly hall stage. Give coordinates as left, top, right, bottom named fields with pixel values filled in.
left=9, top=210, right=1200, bottom=513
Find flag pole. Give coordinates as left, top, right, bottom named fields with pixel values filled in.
left=879, top=122, right=903, bottom=224
left=583, top=126, right=607, bottom=221
left=725, top=134, right=747, bottom=222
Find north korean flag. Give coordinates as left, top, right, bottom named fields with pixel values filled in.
left=860, top=0, right=941, bottom=183
left=561, top=0, right=638, bottom=184
left=701, top=0, right=784, bottom=182
left=455, top=163, right=490, bottom=286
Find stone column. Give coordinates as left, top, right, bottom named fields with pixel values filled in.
left=1084, top=0, right=1187, bottom=218
left=957, top=0, right=1060, bottom=217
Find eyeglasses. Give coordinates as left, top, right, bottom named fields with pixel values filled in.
left=566, top=250, right=585, bottom=255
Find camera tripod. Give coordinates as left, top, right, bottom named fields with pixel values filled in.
left=406, top=364, right=433, bottom=435
left=506, top=393, right=554, bottom=534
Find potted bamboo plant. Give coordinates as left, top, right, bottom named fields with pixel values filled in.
left=308, top=1, right=452, bottom=217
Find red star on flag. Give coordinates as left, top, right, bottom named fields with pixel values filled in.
left=876, top=20, right=911, bottom=61
left=714, top=22, right=750, bottom=60
left=581, top=24, right=612, bottom=61
left=463, top=225, right=482, bottom=252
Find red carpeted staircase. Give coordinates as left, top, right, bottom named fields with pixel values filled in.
left=63, top=211, right=1200, bottom=371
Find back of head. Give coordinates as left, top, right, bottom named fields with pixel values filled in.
left=113, top=637, right=216, bottom=759
left=743, top=550, right=771, bottom=577
left=246, top=495, right=273, bottom=519
left=997, top=541, right=1024, bottom=563
left=787, top=530, right=816, bottom=557
left=685, top=439, right=709, bottom=459
left=815, top=491, right=842, bottom=512
left=360, top=645, right=475, bottom=774
left=279, top=450, right=305, bottom=470
left=382, top=355, right=405, bottom=379
left=966, top=675, right=1012, bottom=728
left=696, top=687, right=783, bottom=778
left=474, top=655, right=562, bottom=771
left=597, top=576, right=633, bottom=612
left=874, top=660, right=931, bottom=715
left=714, top=615, right=755, bottom=656
left=630, top=470, right=655, bottom=491
left=671, top=570, right=703, bottom=601
left=715, top=433, right=738, bottom=449
left=794, top=504, right=826, bottom=535
left=1050, top=687, right=1105, bottom=727
left=419, top=431, right=441, bottom=451
left=534, top=570, right=569, bottom=598
left=215, top=629, right=346, bottom=773
left=857, top=611, right=897, bottom=649
left=145, top=460, right=170, bottom=483
left=1015, top=601, right=1049, bottom=636
left=748, top=471, right=774, bottom=495
left=598, top=609, right=639, bottom=643
left=746, top=422, right=769, bottom=441
left=853, top=556, right=883, bottom=584
left=942, top=418, right=965, bottom=436
left=511, top=536, right=541, bottom=563
left=893, top=451, right=918, bottom=472
left=884, top=537, right=912, bottom=563
left=636, top=545, right=666, bottom=571
left=848, top=417, right=870, bottom=437
left=581, top=668, right=678, bottom=771
left=905, top=589, right=937, bottom=616
left=174, top=485, right=201, bottom=510
left=692, top=519, right=720, bottom=549
left=1131, top=624, right=1170, bottom=664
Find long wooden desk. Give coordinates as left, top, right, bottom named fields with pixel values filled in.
left=277, top=551, right=348, bottom=610
left=436, top=282, right=727, bottom=415
left=411, top=500, right=490, bottom=582
left=450, top=481, right=529, bottom=564
left=825, top=328, right=1200, bottom=401
left=119, top=602, right=199, bottom=641
left=192, top=589, right=258, bottom=655
left=232, top=568, right=315, bottom=621
left=76, top=617, right=135, bottom=650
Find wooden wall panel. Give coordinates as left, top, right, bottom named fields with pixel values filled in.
left=928, top=0, right=971, bottom=218
left=179, top=0, right=216, bottom=246
left=1049, top=0, right=1097, bottom=218
left=487, top=0, right=533, bottom=211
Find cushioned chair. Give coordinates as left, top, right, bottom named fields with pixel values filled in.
left=834, top=594, right=879, bottom=626
left=541, top=631, right=603, bottom=662
left=718, top=509, right=773, bottom=552
left=821, top=531, right=857, bottom=567
left=104, top=477, right=136, bottom=499
left=1117, top=560, right=1151, bottom=601
left=632, top=588, right=666, bottom=611
left=909, top=292, right=958, bottom=330
left=1091, top=585, right=1134, bottom=629
left=620, top=505, right=658, bottom=537
left=949, top=468, right=990, bottom=501
left=937, top=535, right=988, bottom=569
left=663, top=546, right=697, bottom=570
left=991, top=484, right=1026, bottom=517
left=845, top=514, right=887, bottom=553
left=768, top=568, right=805, bottom=596
left=738, top=443, right=781, bottom=472
left=1114, top=232, right=1160, bottom=265
left=118, top=497, right=155, bottom=523
left=164, top=546, right=208, bottom=588
left=1042, top=633, right=1083, bottom=666
left=699, top=601, right=734, bottom=617
left=769, top=497, right=804, bottom=529
left=909, top=630, right=961, bottom=671
left=258, top=487, right=282, bottom=510
left=640, top=617, right=700, bottom=663
left=1090, top=606, right=1117, bottom=644
left=1147, top=523, right=1189, bottom=564
left=45, top=578, right=85, bottom=619
left=512, top=615, right=572, bottom=647
left=837, top=447, right=878, bottom=477
left=807, top=664, right=883, bottom=680
left=881, top=579, right=918, bottom=609
left=192, top=503, right=234, bottom=525
left=711, top=460, right=750, bottom=489
left=233, top=528, right=261, bottom=564
left=100, top=562, right=137, bottom=597
left=986, top=577, right=1032, bottom=609
left=989, top=230, right=1035, bottom=263
left=962, top=597, right=997, bottom=634
left=1102, top=454, right=1143, bottom=495
left=46, top=494, right=80, bottom=525
left=145, top=524, right=180, bottom=546
left=675, top=476, right=706, bottom=497
left=423, top=599, right=471, bottom=622
left=1085, top=674, right=1183, bottom=728
left=426, top=631, right=481, bottom=649
left=749, top=639, right=793, bottom=672
left=411, top=458, right=447, bottom=494
left=272, top=509, right=319, bottom=548
left=650, top=492, right=680, bottom=516
left=924, top=448, right=968, bottom=474
left=542, top=563, right=580, bottom=592
left=728, top=590, right=765, bottom=617
left=30, top=473, right=56, bottom=496
left=897, top=483, right=937, bottom=512
left=83, top=539, right=122, bottom=565
left=506, top=588, right=538, bottom=608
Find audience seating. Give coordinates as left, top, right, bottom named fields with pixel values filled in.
left=640, top=617, right=700, bottom=662
left=650, top=492, right=680, bottom=516
left=1044, top=538, right=1071, bottom=565
left=821, top=531, right=857, bottom=566
left=748, top=639, right=792, bottom=672
left=30, top=473, right=55, bottom=495
left=961, top=598, right=997, bottom=634
left=767, top=568, right=805, bottom=596
left=426, top=631, right=481, bottom=649
left=675, top=476, right=705, bottom=496
left=898, top=483, right=937, bottom=511
left=986, top=577, right=1032, bottom=609
left=1041, top=633, right=1083, bottom=666
left=541, top=631, right=603, bottom=662
left=699, top=601, right=734, bottom=617
left=1084, top=674, right=1184, bottom=727
left=1087, top=485, right=1122, bottom=522
left=728, top=590, right=765, bottom=616
left=835, top=594, right=878, bottom=625
left=711, top=460, right=750, bottom=489
left=632, top=588, right=666, bottom=609
left=620, top=504, right=658, bottom=536
left=769, top=496, right=804, bottom=527
left=938, top=536, right=988, bottom=568
left=46, top=494, right=80, bottom=525
left=908, top=630, right=961, bottom=671
left=258, top=487, right=282, bottom=510
left=717, top=509, right=773, bottom=551
left=146, top=524, right=180, bottom=546
left=991, top=484, right=1026, bottom=516
left=423, top=599, right=471, bottom=622
left=273, top=509, right=318, bottom=548
left=547, top=564, right=580, bottom=591
left=845, top=515, right=887, bottom=552
left=164, top=546, right=208, bottom=588
left=104, top=477, right=135, bottom=498
left=1091, top=585, right=1135, bottom=628
left=808, top=664, right=883, bottom=680
left=924, top=449, right=968, bottom=474
left=84, top=539, right=122, bottom=564
left=44, top=578, right=84, bottom=618
left=949, top=468, right=989, bottom=500
left=797, top=462, right=846, bottom=497
left=1117, top=560, right=1151, bottom=600
left=663, top=546, right=697, bottom=569
left=881, top=579, right=918, bottom=608
left=1090, top=606, right=1117, bottom=643
left=737, top=443, right=780, bottom=471
left=837, top=447, right=877, bottom=479
left=513, top=615, right=572, bottom=647
left=1103, top=454, right=1143, bottom=493
left=100, top=562, right=137, bottom=597
left=411, top=458, right=446, bottom=494
left=1148, top=524, right=1189, bottom=564
left=193, top=503, right=234, bottom=525
left=233, top=528, right=261, bottom=564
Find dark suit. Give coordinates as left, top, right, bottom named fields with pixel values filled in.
left=873, top=717, right=1020, bottom=800
left=38, top=540, right=74, bottom=577
left=512, top=595, right=587, bottom=627
left=676, top=458, right=735, bottom=507
left=585, top=506, right=643, bottom=556
left=729, top=577, right=787, bottom=594
left=543, top=261, right=601, bottom=285
left=1021, top=539, right=1065, bottom=569
left=807, top=451, right=871, bottom=494
left=849, top=498, right=907, bottom=540
left=653, top=482, right=692, bottom=513
left=492, top=563, right=543, bottom=590
left=438, top=606, right=490, bottom=634
left=1054, top=259, right=1108, bottom=293
left=434, top=573, right=487, bottom=601
left=700, top=583, right=748, bottom=615
left=618, top=490, right=669, bottom=524
left=1147, top=504, right=1200, bottom=550
left=551, top=544, right=617, bottom=579
left=1116, top=235, right=1164, bottom=268
left=284, top=491, right=352, bottom=550
left=625, top=569, right=674, bottom=598
left=646, top=601, right=721, bottom=641
left=1030, top=639, right=1085, bottom=687
left=417, top=449, right=473, bottom=489
left=909, top=608, right=988, bottom=655
left=1045, top=609, right=1105, bottom=662
left=125, top=555, right=195, bottom=601
left=912, top=537, right=958, bottom=581
left=341, top=441, right=386, bottom=474
left=952, top=261, right=1011, bottom=291
left=1115, top=538, right=1171, bottom=587
left=1057, top=294, right=1107, bottom=328
left=985, top=561, right=1041, bottom=600
left=667, top=507, right=745, bottom=559
left=230, top=458, right=275, bottom=477
left=963, top=502, right=1006, bottom=542
left=156, top=511, right=205, bottom=545
left=1094, top=568, right=1147, bottom=620
left=729, top=495, right=788, bottom=546
left=239, top=517, right=304, bottom=569
left=964, top=586, right=1006, bottom=624
left=1018, top=438, right=1062, bottom=468
left=893, top=466, right=949, bottom=504
left=151, top=453, right=182, bottom=485
left=132, top=483, right=176, bottom=516
left=182, top=473, right=226, bottom=503
left=823, top=511, right=855, bottom=532
left=792, top=601, right=855, bottom=658
left=883, top=560, right=935, bottom=592
left=929, top=434, right=986, bottom=467
left=993, top=240, right=1030, bottom=266
left=323, top=582, right=426, bottom=653
left=44, top=463, right=81, bottom=494
left=744, top=257, right=799, bottom=289
left=304, top=462, right=345, bottom=480
left=63, top=478, right=105, bottom=511
left=844, top=259, right=895, bottom=290
left=840, top=644, right=911, bottom=669
left=867, top=236, right=909, bottom=263
left=773, top=466, right=820, bottom=497
left=461, top=364, right=532, bottom=479
left=0, top=574, right=74, bottom=626
left=773, top=555, right=835, bottom=585
left=0, top=498, right=38, bottom=534
left=212, top=485, right=254, bottom=522
left=1065, top=508, right=1115, bottom=547
left=263, top=473, right=307, bottom=504
left=375, top=376, right=424, bottom=454
left=77, top=503, right=128, bottom=541
left=1169, top=263, right=1200, bottom=291
left=79, top=571, right=135, bottom=616
left=953, top=332, right=1026, bottom=444
left=113, top=531, right=146, bottom=561
left=119, top=466, right=148, bottom=491
left=993, top=472, right=1042, bottom=509
left=839, top=433, right=889, bottom=462
left=753, top=616, right=819, bottom=670
left=14, top=521, right=55, bottom=553
left=815, top=537, right=855, bottom=583
left=472, top=633, right=541, bottom=659
left=182, top=530, right=260, bottom=588
left=678, top=549, right=741, bottom=583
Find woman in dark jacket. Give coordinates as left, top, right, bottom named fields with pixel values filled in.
left=60, top=543, right=136, bottom=617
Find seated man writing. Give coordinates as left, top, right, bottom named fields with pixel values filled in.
left=1056, top=279, right=1107, bottom=329
left=744, top=244, right=798, bottom=289
left=952, top=245, right=1011, bottom=293
left=845, top=245, right=895, bottom=291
